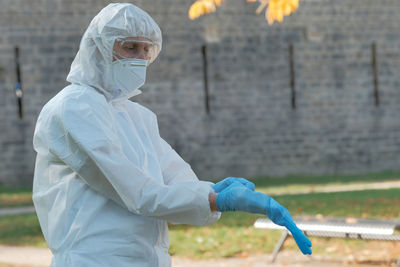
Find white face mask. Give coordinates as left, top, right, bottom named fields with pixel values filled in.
left=111, top=58, right=147, bottom=99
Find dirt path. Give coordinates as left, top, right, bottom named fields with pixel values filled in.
left=0, top=245, right=395, bottom=267
left=278, top=180, right=400, bottom=195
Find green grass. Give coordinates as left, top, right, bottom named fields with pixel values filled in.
left=0, top=214, right=46, bottom=247
left=274, top=188, right=400, bottom=219
left=0, top=189, right=399, bottom=258
left=0, top=187, right=32, bottom=194
left=0, top=172, right=400, bottom=260
left=0, top=187, right=33, bottom=208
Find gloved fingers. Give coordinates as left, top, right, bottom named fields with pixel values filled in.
left=265, top=196, right=293, bottom=226
left=212, top=177, right=255, bottom=193
left=265, top=199, right=312, bottom=255
left=212, top=180, right=227, bottom=193
left=212, top=178, right=228, bottom=193
left=286, top=223, right=312, bottom=255
left=233, top=177, right=255, bottom=191
left=223, top=181, right=249, bottom=191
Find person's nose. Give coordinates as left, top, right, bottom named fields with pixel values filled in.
left=136, top=50, right=148, bottom=60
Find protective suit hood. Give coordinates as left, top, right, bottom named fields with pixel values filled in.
left=66, top=3, right=162, bottom=102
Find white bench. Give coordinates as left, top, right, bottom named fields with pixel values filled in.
left=254, top=216, right=400, bottom=265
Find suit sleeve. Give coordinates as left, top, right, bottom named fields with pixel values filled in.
left=45, top=98, right=218, bottom=225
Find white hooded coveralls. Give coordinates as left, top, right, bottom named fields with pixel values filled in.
left=32, top=3, right=220, bottom=267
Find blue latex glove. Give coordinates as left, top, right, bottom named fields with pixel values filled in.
left=216, top=182, right=312, bottom=255
left=212, top=177, right=255, bottom=193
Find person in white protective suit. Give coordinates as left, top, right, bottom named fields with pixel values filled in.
left=33, top=3, right=312, bottom=267
left=33, top=3, right=223, bottom=266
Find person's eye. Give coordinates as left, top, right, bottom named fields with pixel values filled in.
left=125, top=44, right=138, bottom=51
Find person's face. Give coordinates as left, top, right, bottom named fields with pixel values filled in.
left=113, top=37, right=155, bottom=62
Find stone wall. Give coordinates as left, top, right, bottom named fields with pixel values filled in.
left=1, top=0, right=400, bottom=185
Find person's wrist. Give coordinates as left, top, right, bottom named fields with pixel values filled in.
left=208, top=193, right=219, bottom=212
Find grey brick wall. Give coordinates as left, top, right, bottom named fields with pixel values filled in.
left=1, top=0, right=400, bottom=186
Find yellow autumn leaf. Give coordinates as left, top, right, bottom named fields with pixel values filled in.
left=188, top=2, right=201, bottom=19
left=189, top=0, right=301, bottom=24
left=282, top=0, right=299, bottom=15
left=188, top=0, right=223, bottom=20
left=283, top=3, right=292, bottom=15
left=214, top=0, right=225, bottom=6
left=203, top=0, right=217, bottom=13
left=267, top=0, right=281, bottom=24
left=267, top=0, right=300, bottom=25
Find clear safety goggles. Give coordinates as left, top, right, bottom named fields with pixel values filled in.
left=113, top=37, right=157, bottom=63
